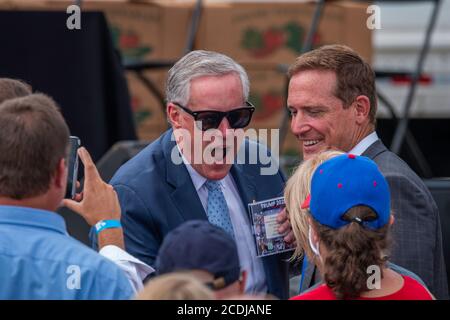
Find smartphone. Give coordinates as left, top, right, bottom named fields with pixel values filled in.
left=65, top=136, right=81, bottom=199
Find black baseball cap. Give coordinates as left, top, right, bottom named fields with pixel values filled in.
left=155, top=220, right=241, bottom=290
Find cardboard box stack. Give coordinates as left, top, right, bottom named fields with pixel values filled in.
left=1, top=0, right=372, bottom=154
left=94, top=1, right=193, bottom=141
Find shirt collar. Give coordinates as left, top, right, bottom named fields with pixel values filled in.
left=348, top=131, right=379, bottom=156
left=176, top=143, right=207, bottom=192
left=0, top=205, right=67, bottom=235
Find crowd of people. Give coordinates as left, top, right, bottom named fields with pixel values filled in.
left=0, top=44, right=447, bottom=300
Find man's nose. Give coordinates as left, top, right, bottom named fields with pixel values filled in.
left=291, top=113, right=310, bottom=135
left=218, top=116, right=232, bottom=136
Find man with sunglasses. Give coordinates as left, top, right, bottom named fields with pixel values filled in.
left=93, top=50, right=292, bottom=299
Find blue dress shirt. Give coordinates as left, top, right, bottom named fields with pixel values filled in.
left=0, top=205, right=133, bottom=300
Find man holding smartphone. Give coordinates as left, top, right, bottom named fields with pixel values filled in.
left=0, top=93, right=134, bottom=299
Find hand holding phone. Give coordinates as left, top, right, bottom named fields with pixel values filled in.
left=65, top=136, right=81, bottom=199
left=62, top=147, right=121, bottom=226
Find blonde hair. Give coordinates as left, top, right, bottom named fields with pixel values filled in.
left=284, top=150, right=344, bottom=262
left=135, top=272, right=215, bottom=300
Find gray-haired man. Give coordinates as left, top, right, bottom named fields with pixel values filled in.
left=92, top=50, right=293, bottom=299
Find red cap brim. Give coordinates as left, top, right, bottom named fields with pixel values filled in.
left=301, top=194, right=311, bottom=209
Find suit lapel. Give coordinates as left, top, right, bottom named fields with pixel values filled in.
left=301, top=261, right=317, bottom=293
left=231, top=162, right=284, bottom=293
left=163, top=129, right=207, bottom=221
left=230, top=163, right=257, bottom=219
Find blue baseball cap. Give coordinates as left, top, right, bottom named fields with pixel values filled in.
left=155, top=220, right=241, bottom=290
left=301, top=154, right=391, bottom=229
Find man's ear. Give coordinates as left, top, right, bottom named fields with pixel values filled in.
left=167, top=103, right=182, bottom=129
left=311, top=226, right=320, bottom=243
left=353, top=95, right=371, bottom=125
left=307, top=217, right=320, bottom=243
left=54, top=158, right=67, bottom=189
left=389, top=214, right=395, bottom=226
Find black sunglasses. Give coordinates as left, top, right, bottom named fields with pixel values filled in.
left=173, top=102, right=255, bottom=131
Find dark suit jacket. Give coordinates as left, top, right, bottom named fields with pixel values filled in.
left=94, top=129, right=290, bottom=299
left=300, top=139, right=449, bottom=299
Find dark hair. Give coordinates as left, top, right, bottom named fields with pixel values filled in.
left=0, top=93, right=70, bottom=199
left=288, top=44, right=377, bottom=125
left=312, top=206, right=391, bottom=299
left=0, top=78, right=32, bottom=104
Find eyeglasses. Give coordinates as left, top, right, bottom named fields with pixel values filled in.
left=173, top=102, right=255, bottom=131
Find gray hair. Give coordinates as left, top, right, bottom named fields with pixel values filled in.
left=166, top=50, right=249, bottom=106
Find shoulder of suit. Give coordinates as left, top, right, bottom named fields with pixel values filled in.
left=372, top=149, right=435, bottom=202
left=371, top=148, right=415, bottom=176
left=109, top=134, right=168, bottom=188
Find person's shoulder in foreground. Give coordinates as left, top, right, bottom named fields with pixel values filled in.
left=290, top=275, right=433, bottom=300
left=0, top=205, right=133, bottom=300
left=0, top=90, right=134, bottom=300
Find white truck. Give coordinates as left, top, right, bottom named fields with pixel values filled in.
left=374, top=0, right=450, bottom=119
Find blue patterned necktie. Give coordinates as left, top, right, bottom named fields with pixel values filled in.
left=205, top=180, right=235, bottom=238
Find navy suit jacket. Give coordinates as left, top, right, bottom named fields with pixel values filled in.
left=94, top=129, right=290, bottom=299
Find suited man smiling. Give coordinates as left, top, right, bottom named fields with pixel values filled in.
left=287, top=44, right=448, bottom=299
left=98, top=50, right=292, bottom=299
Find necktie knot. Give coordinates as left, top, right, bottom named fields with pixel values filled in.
left=205, top=180, right=221, bottom=192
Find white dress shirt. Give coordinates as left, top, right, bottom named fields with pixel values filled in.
left=348, top=131, right=379, bottom=156
left=99, top=245, right=154, bottom=294
left=183, top=158, right=267, bottom=294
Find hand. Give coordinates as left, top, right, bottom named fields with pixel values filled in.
left=62, top=147, right=121, bottom=226
left=277, top=208, right=296, bottom=245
